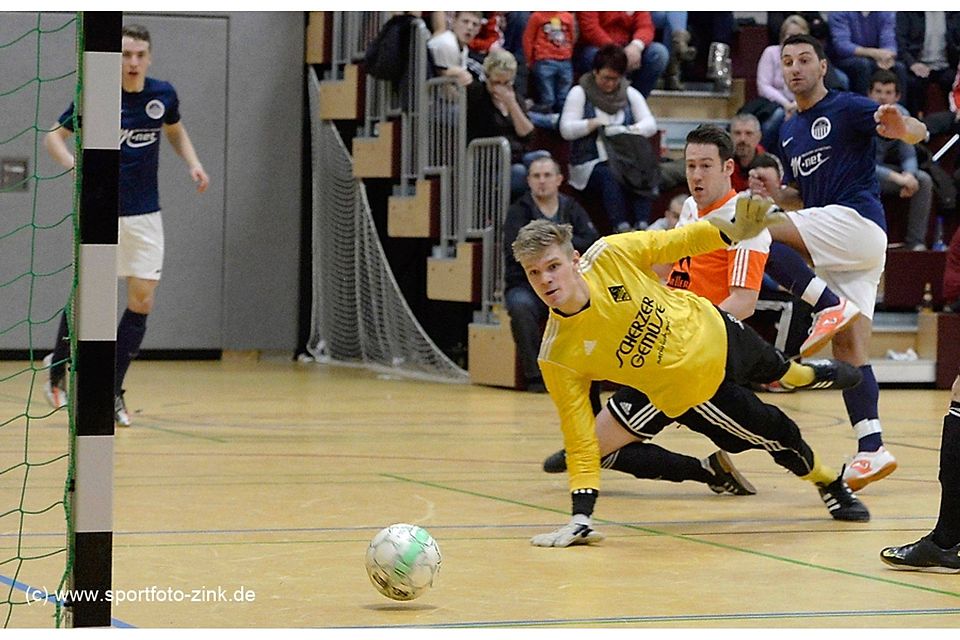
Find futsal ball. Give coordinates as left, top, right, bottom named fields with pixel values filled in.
left=365, top=523, right=441, bottom=601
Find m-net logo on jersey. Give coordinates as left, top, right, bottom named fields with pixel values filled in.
left=145, top=99, right=166, bottom=120
left=120, top=129, right=160, bottom=149
left=790, top=145, right=831, bottom=177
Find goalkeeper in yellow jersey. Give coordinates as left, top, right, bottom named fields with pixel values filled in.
left=512, top=200, right=870, bottom=548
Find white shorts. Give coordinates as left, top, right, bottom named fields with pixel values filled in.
left=786, top=205, right=886, bottom=319
left=117, top=211, right=164, bottom=281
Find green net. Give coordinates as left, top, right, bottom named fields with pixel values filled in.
left=0, top=12, right=80, bottom=628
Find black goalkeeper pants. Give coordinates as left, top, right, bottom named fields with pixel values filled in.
left=608, top=309, right=816, bottom=477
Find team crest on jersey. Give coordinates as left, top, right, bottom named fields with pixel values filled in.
left=608, top=285, right=631, bottom=302
left=810, top=116, right=831, bottom=140
left=145, top=99, right=165, bottom=120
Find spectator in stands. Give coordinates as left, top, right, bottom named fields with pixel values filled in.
left=560, top=44, right=659, bottom=233
left=466, top=49, right=548, bottom=202
left=427, top=11, right=484, bottom=86
left=828, top=11, right=906, bottom=98
left=573, top=12, right=668, bottom=98
left=648, top=193, right=684, bottom=231
left=729, top=114, right=780, bottom=193
left=523, top=11, right=576, bottom=116
left=502, top=157, right=599, bottom=393
left=754, top=15, right=808, bottom=150
left=468, top=12, right=505, bottom=62
left=896, top=12, right=960, bottom=117
left=652, top=11, right=696, bottom=91
left=870, top=70, right=934, bottom=251
left=502, top=12, right=531, bottom=101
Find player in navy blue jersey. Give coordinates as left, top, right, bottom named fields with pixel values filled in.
left=749, top=34, right=928, bottom=491
left=43, top=24, right=209, bottom=427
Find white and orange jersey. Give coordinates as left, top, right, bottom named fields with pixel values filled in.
left=665, top=189, right=770, bottom=305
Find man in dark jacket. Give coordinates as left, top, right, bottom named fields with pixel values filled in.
left=502, top=157, right=598, bottom=391
left=895, top=11, right=960, bottom=116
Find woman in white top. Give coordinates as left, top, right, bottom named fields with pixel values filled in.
left=559, top=44, right=658, bottom=233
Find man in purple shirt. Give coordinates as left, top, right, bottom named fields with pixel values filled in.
left=828, top=11, right=907, bottom=98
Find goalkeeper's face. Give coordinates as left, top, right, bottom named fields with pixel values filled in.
left=520, top=245, right=586, bottom=315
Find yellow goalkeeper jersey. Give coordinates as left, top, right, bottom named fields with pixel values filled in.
left=538, top=220, right=730, bottom=493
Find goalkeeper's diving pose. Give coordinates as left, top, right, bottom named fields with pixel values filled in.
left=512, top=197, right=870, bottom=548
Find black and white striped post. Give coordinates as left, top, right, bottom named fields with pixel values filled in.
left=70, top=11, right=121, bottom=628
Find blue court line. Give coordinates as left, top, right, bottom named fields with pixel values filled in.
left=0, top=573, right=135, bottom=628
left=333, top=606, right=960, bottom=628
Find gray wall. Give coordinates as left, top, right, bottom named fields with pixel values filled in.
left=0, top=11, right=303, bottom=353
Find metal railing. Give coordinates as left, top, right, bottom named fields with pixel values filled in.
left=419, top=76, right=466, bottom=255
left=325, top=12, right=506, bottom=310
left=399, top=19, right=432, bottom=193
left=328, top=11, right=388, bottom=81
left=462, top=137, right=511, bottom=321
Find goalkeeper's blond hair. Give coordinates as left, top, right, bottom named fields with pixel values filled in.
left=511, top=219, right=575, bottom=264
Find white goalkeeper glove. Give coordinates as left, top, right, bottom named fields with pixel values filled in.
left=530, top=514, right=605, bottom=547
left=705, top=194, right=787, bottom=242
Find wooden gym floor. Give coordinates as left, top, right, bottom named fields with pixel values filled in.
left=1, top=357, right=958, bottom=629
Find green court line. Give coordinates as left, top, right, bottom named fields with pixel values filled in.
left=382, top=473, right=960, bottom=599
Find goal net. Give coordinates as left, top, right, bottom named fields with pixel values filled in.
left=306, top=68, right=467, bottom=384
left=0, top=12, right=79, bottom=628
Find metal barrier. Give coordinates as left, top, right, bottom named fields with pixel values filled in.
left=362, top=17, right=430, bottom=160
left=399, top=19, right=432, bottom=192
left=328, top=11, right=388, bottom=81
left=326, top=12, right=506, bottom=311
left=419, top=76, right=466, bottom=255
left=463, top=138, right=511, bottom=321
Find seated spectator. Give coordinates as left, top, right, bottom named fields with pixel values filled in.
left=896, top=12, right=960, bottom=117
left=427, top=11, right=484, bottom=86
left=523, top=11, right=576, bottom=114
left=648, top=192, right=685, bottom=231
left=651, top=11, right=696, bottom=91
left=466, top=49, right=548, bottom=201
left=573, top=12, right=668, bottom=98
left=502, top=156, right=598, bottom=392
left=828, top=11, right=907, bottom=97
left=729, top=114, right=781, bottom=192
left=870, top=70, right=934, bottom=251
left=560, top=44, right=659, bottom=233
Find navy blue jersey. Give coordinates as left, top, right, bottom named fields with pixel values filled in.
left=777, top=90, right=885, bottom=231
left=59, top=77, right=181, bottom=216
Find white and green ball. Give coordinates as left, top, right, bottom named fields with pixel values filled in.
left=365, top=523, right=441, bottom=601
